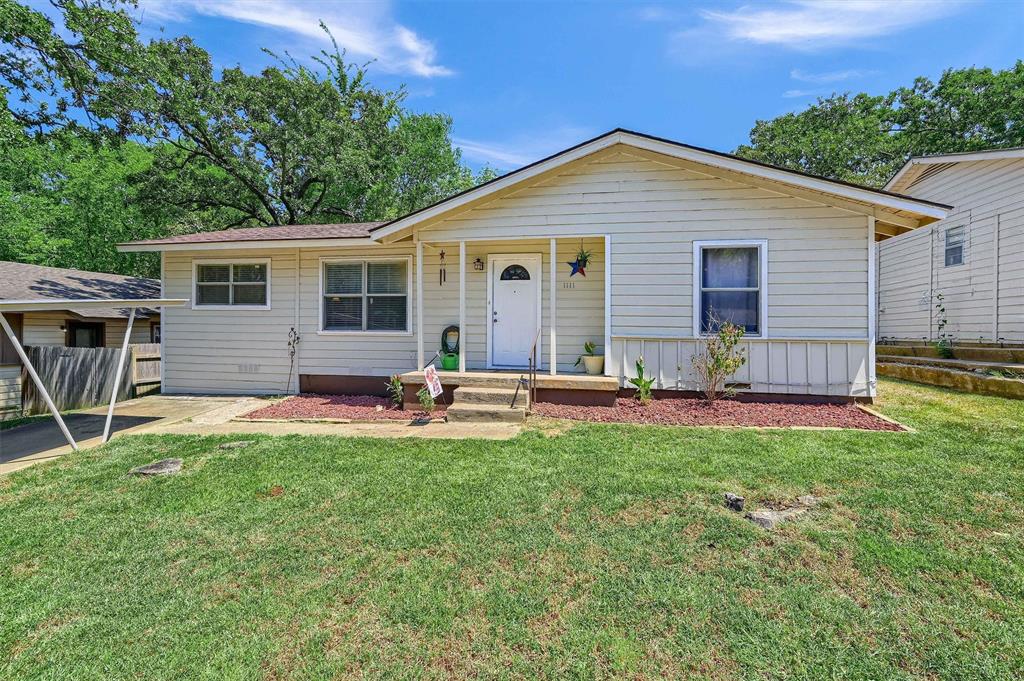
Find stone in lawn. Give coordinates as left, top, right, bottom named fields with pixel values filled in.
left=219, top=440, right=255, bottom=450
left=745, top=507, right=807, bottom=530
left=129, top=458, right=182, bottom=476
left=724, top=492, right=745, bottom=512
left=796, top=495, right=821, bottom=507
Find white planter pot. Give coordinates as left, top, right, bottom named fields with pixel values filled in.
left=582, top=355, right=605, bottom=375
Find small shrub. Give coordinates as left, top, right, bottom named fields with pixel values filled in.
left=574, top=340, right=597, bottom=367
left=416, top=387, right=435, bottom=413
left=692, top=317, right=747, bottom=402
left=385, top=374, right=404, bottom=409
left=628, top=356, right=656, bottom=404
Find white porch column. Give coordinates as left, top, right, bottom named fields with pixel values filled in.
left=867, top=217, right=877, bottom=398
left=459, top=240, right=466, bottom=373
left=604, top=234, right=612, bottom=376
left=102, top=306, right=136, bottom=443
left=549, top=238, right=557, bottom=375
left=416, top=240, right=424, bottom=369
left=0, top=312, right=78, bottom=450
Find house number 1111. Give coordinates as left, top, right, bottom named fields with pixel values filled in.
left=561, top=282, right=575, bottom=289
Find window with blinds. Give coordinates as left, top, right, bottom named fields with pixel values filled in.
left=194, top=262, right=269, bottom=307
left=322, top=260, right=409, bottom=332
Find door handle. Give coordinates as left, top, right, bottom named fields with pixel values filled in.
left=492, top=310, right=498, bottom=323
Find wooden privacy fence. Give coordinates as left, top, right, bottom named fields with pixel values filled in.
left=21, top=343, right=161, bottom=414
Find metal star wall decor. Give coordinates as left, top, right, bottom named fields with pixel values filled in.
left=567, top=258, right=586, bottom=277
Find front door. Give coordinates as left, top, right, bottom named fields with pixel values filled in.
left=489, top=254, right=541, bottom=368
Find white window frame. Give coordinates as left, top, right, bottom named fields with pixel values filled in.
left=692, top=239, right=768, bottom=338
left=944, top=225, right=966, bottom=267
left=318, top=256, right=413, bottom=335
left=191, top=258, right=271, bottom=311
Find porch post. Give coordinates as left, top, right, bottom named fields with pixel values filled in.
left=0, top=311, right=78, bottom=451
left=549, top=238, right=557, bottom=375
left=604, top=234, right=612, bottom=376
left=459, top=240, right=466, bottom=373
left=416, top=240, right=424, bottom=369
left=102, top=306, right=135, bottom=443
left=867, top=217, right=877, bottom=398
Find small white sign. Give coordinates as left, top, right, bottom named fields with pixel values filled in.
left=423, top=364, right=443, bottom=398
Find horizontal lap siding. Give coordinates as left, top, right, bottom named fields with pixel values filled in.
left=163, top=249, right=297, bottom=394
left=21, top=312, right=156, bottom=346
left=0, top=365, right=21, bottom=415
left=879, top=158, right=1024, bottom=342
left=417, top=146, right=869, bottom=396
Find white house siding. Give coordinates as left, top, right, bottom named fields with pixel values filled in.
left=163, top=249, right=298, bottom=394
left=415, top=145, right=873, bottom=396
left=21, top=312, right=157, bottom=347
left=0, top=365, right=20, bottom=416
left=878, top=158, right=1024, bottom=343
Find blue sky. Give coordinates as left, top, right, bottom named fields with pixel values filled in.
left=128, top=1, right=1023, bottom=171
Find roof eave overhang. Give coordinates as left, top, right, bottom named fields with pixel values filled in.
left=0, top=298, right=188, bottom=313
left=117, top=237, right=377, bottom=253
left=371, top=130, right=950, bottom=243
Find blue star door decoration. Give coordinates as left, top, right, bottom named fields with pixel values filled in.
left=567, top=258, right=586, bottom=277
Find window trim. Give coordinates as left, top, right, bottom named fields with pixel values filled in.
left=691, top=239, right=769, bottom=338
left=943, top=225, right=965, bottom=268
left=318, top=255, right=413, bottom=335
left=191, top=258, right=272, bottom=310
left=65, top=319, right=106, bottom=348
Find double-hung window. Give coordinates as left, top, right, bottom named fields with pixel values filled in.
left=694, top=241, right=766, bottom=336
left=321, top=259, right=409, bottom=332
left=194, top=261, right=269, bottom=308
left=944, top=226, right=965, bottom=267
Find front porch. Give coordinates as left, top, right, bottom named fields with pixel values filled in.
left=398, top=368, right=619, bottom=411
left=413, top=235, right=609, bottom=377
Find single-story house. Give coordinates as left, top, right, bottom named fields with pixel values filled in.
left=879, top=148, right=1024, bottom=344
left=119, top=129, right=949, bottom=405
left=0, top=261, right=161, bottom=417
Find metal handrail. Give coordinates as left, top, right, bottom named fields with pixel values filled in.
left=526, top=327, right=542, bottom=411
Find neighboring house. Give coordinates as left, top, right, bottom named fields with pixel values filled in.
left=119, top=129, right=948, bottom=402
left=0, top=261, right=161, bottom=417
left=879, top=148, right=1024, bottom=344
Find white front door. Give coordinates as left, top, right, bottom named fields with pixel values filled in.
left=488, top=254, right=541, bottom=368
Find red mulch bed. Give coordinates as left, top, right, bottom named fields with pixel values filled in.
left=532, top=397, right=903, bottom=431
left=241, top=394, right=444, bottom=421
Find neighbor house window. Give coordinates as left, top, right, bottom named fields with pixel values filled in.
left=150, top=323, right=161, bottom=343
left=66, top=321, right=104, bottom=348
left=193, top=261, right=269, bottom=308
left=321, top=259, right=409, bottom=332
left=694, top=241, right=766, bottom=336
left=944, top=226, right=965, bottom=266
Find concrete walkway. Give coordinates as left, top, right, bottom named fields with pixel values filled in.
left=1, top=394, right=521, bottom=475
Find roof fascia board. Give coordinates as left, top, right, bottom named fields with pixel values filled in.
left=118, top=238, right=377, bottom=253
left=0, top=298, right=189, bottom=312
left=886, top=148, right=1024, bottom=191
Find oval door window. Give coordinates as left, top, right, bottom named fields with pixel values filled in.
left=499, top=264, right=530, bottom=280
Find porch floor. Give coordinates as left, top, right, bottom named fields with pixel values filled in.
left=399, top=369, right=619, bottom=392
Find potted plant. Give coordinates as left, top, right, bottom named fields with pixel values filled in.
left=574, top=341, right=604, bottom=375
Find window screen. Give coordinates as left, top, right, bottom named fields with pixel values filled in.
left=699, top=246, right=761, bottom=335
left=323, top=260, right=407, bottom=332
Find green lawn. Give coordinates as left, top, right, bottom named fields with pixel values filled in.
left=2, top=379, right=1023, bottom=680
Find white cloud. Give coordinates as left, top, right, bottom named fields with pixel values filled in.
left=454, top=125, right=597, bottom=169
left=141, top=0, right=452, bottom=77
left=698, top=0, right=964, bottom=50
left=782, top=88, right=822, bottom=98
left=790, top=68, right=877, bottom=83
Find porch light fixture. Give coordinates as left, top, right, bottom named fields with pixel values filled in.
left=473, top=258, right=484, bottom=271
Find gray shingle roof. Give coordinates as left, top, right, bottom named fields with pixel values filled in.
left=123, top=222, right=383, bottom=247
left=0, top=261, right=161, bottom=319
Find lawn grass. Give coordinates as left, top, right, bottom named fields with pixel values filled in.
left=1, top=378, right=1023, bottom=679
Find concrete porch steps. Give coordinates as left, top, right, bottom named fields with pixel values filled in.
left=453, top=385, right=524, bottom=406
left=446, top=403, right=526, bottom=423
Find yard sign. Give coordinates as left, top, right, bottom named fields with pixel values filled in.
left=423, top=364, right=443, bottom=398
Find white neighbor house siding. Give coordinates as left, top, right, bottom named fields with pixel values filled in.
left=20, top=312, right=156, bottom=347
left=159, top=144, right=876, bottom=396
left=879, top=158, right=1024, bottom=343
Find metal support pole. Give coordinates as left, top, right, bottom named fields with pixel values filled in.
left=102, top=307, right=135, bottom=443
left=0, top=312, right=78, bottom=450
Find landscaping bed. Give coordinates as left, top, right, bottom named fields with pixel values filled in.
left=533, top=395, right=903, bottom=430
left=240, top=393, right=443, bottom=421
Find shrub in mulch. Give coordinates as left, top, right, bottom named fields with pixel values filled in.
left=241, top=394, right=444, bottom=422
left=532, top=397, right=903, bottom=431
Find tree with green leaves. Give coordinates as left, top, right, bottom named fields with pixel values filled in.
left=736, top=62, right=1024, bottom=187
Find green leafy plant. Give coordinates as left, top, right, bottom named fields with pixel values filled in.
left=575, top=246, right=592, bottom=268
left=416, top=387, right=436, bottom=413
left=574, top=341, right=597, bottom=367
left=691, top=316, right=748, bottom=402
left=385, top=374, right=404, bottom=409
left=933, top=292, right=955, bottom=359
left=628, top=356, right=656, bottom=404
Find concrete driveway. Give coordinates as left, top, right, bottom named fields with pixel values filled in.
left=0, top=395, right=259, bottom=475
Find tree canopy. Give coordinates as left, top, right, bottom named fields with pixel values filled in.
left=736, top=62, right=1024, bottom=188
